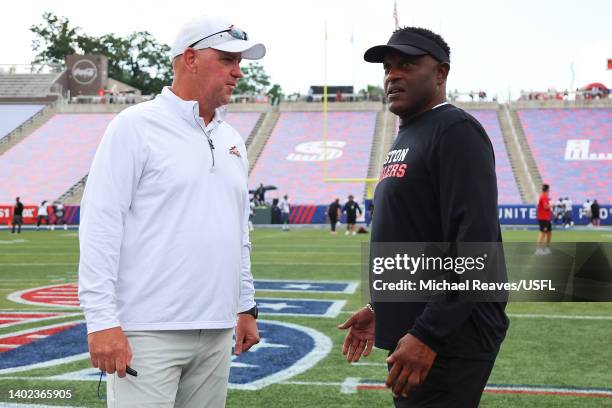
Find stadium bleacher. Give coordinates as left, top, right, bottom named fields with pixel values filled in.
left=0, top=73, right=57, bottom=97
left=0, top=104, right=46, bottom=139
left=0, top=114, right=115, bottom=204
left=249, top=111, right=377, bottom=204
left=225, top=112, right=261, bottom=141
left=518, top=108, right=612, bottom=203
left=469, top=110, right=522, bottom=204
left=0, top=100, right=607, bottom=209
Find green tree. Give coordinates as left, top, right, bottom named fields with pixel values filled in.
left=235, top=62, right=270, bottom=94
left=359, top=84, right=385, bottom=100
left=30, top=12, right=172, bottom=94
left=77, top=31, right=172, bottom=94
left=30, top=12, right=80, bottom=65
left=267, top=83, right=284, bottom=105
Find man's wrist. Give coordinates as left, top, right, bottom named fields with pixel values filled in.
left=407, top=327, right=439, bottom=353
left=239, top=305, right=258, bottom=319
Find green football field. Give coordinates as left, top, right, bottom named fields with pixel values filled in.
left=0, top=228, right=611, bottom=407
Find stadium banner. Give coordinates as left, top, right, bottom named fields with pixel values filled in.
left=498, top=205, right=611, bottom=226
left=298, top=204, right=610, bottom=225
left=288, top=205, right=367, bottom=224
left=0, top=205, right=80, bottom=225
left=0, top=205, right=37, bottom=225
left=306, top=204, right=610, bottom=226
left=2, top=205, right=608, bottom=226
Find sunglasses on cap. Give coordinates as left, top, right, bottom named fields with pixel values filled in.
left=189, top=26, right=248, bottom=49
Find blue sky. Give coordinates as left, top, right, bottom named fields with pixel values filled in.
left=3, top=0, right=611, bottom=100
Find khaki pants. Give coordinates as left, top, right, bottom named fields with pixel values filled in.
left=107, top=329, right=233, bottom=408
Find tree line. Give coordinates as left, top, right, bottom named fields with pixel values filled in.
left=30, top=12, right=281, bottom=97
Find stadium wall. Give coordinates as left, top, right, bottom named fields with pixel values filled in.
left=285, top=204, right=609, bottom=226
left=2, top=204, right=609, bottom=226
left=0, top=205, right=80, bottom=225
left=497, top=204, right=610, bottom=226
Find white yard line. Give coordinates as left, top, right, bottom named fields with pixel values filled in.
left=251, top=261, right=361, bottom=266
left=1, top=404, right=87, bottom=408
left=0, top=312, right=82, bottom=329
left=279, top=380, right=343, bottom=386
left=507, top=313, right=612, bottom=320
left=351, top=362, right=386, bottom=367
left=339, top=311, right=612, bottom=320
left=0, top=263, right=78, bottom=266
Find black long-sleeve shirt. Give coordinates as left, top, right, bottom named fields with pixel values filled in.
left=371, top=103, right=509, bottom=360
left=328, top=202, right=341, bottom=217
left=343, top=201, right=362, bottom=218
left=13, top=202, right=24, bottom=216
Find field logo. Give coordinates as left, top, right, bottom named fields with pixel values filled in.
left=7, top=284, right=346, bottom=314
left=8, top=283, right=79, bottom=308
left=0, top=320, right=331, bottom=391
left=0, top=321, right=88, bottom=374
left=287, top=141, right=346, bottom=161
left=230, top=320, right=331, bottom=389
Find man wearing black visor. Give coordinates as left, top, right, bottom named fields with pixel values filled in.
left=339, top=27, right=509, bottom=407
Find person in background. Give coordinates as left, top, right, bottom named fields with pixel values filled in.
left=552, top=197, right=562, bottom=225
left=563, top=197, right=574, bottom=228
left=271, top=198, right=281, bottom=224
left=366, top=203, right=374, bottom=228
left=343, top=195, right=362, bottom=236
left=328, top=198, right=341, bottom=234
left=11, top=197, right=24, bottom=234
left=582, top=199, right=592, bottom=225
left=591, top=199, right=601, bottom=227
left=51, top=201, right=67, bottom=231
left=255, top=183, right=266, bottom=206
left=280, top=194, right=291, bottom=231
left=36, top=200, right=49, bottom=230
left=536, top=184, right=552, bottom=255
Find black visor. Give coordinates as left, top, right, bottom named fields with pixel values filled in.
left=364, top=31, right=450, bottom=64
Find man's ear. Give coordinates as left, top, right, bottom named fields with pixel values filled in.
left=182, top=48, right=198, bottom=73
left=437, top=62, right=450, bottom=85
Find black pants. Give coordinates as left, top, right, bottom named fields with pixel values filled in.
left=390, top=354, right=495, bottom=408
left=329, top=215, right=338, bottom=231
left=12, top=215, right=22, bottom=233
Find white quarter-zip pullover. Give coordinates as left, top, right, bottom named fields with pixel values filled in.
left=78, top=87, right=255, bottom=334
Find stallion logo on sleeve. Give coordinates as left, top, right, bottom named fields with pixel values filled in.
left=229, top=145, right=242, bottom=158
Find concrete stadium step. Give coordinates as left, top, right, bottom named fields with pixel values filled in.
left=245, top=111, right=266, bottom=149
left=364, top=107, right=396, bottom=202
left=248, top=109, right=280, bottom=173
left=498, top=104, right=541, bottom=204
left=0, top=74, right=58, bottom=97
left=57, top=174, right=87, bottom=205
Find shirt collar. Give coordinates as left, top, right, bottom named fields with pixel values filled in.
left=431, top=101, right=449, bottom=110
left=399, top=101, right=451, bottom=128
left=158, top=86, right=227, bottom=126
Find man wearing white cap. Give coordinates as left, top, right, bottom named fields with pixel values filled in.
left=78, top=15, right=265, bottom=407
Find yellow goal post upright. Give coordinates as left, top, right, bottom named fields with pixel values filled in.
left=321, top=84, right=379, bottom=200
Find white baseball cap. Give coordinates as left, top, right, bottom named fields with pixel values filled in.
left=170, top=16, right=266, bottom=61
